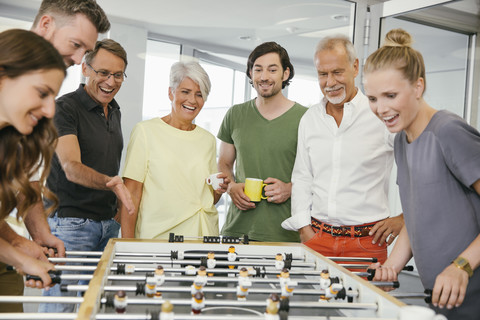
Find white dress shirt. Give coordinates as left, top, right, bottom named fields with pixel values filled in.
left=282, top=90, right=394, bottom=230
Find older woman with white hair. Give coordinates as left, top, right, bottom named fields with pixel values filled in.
left=120, top=61, right=228, bottom=239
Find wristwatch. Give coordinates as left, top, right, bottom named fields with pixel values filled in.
left=452, top=256, right=473, bottom=278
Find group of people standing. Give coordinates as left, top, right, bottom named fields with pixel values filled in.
left=0, top=0, right=478, bottom=319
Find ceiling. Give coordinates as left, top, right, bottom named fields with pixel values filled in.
left=0, top=0, right=478, bottom=76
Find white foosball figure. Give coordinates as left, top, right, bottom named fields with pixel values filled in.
left=145, top=275, right=157, bottom=298
left=185, top=265, right=196, bottom=275
left=319, top=269, right=332, bottom=290
left=125, top=264, right=135, bottom=274
left=113, top=290, right=127, bottom=314
left=155, top=265, right=165, bottom=286
left=274, top=253, right=284, bottom=270
left=191, top=291, right=205, bottom=315
left=154, top=265, right=165, bottom=298
left=279, top=268, right=297, bottom=299
left=207, top=251, right=216, bottom=276
left=160, top=300, right=174, bottom=320
left=320, top=283, right=344, bottom=302
left=236, top=267, right=252, bottom=300
left=207, top=251, right=216, bottom=269
left=227, top=246, right=237, bottom=269
left=318, top=269, right=343, bottom=301
left=191, top=266, right=208, bottom=296
left=264, top=293, right=280, bottom=320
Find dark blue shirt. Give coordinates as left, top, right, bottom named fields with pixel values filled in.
left=47, top=84, right=123, bottom=220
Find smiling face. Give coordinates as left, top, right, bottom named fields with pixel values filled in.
left=315, top=46, right=358, bottom=107
left=250, top=52, right=289, bottom=99
left=168, top=77, right=205, bottom=125
left=82, top=48, right=126, bottom=109
left=37, top=14, right=98, bottom=67
left=0, top=69, right=64, bottom=134
left=364, top=68, right=424, bottom=134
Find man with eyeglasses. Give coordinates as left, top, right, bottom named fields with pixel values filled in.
left=39, top=39, right=135, bottom=313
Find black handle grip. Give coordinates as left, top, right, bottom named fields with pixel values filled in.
left=403, top=265, right=414, bottom=271
left=26, top=270, right=62, bottom=284
left=366, top=268, right=376, bottom=280
left=424, top=289, right=432, bottom=303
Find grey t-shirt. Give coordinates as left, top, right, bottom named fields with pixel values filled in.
left=395, top=110, right=480, bottom=319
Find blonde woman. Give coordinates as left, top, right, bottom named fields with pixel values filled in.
left=364, top=29, right=480, bottom=319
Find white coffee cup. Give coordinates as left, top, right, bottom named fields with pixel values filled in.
left=206, top=173, right=223, bottom=190
left=398, top=306, right=448, bottom=320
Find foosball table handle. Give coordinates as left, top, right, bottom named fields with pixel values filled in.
left=26, top=270, right=62, bottom=284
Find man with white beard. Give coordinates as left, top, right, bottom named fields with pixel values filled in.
left=282, top=36, right=403, bottom=264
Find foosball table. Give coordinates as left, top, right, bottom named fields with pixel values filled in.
left=1, top=237, right=419, bottom=319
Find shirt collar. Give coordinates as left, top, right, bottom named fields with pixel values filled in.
left=76, top=84, right=120, bottom=112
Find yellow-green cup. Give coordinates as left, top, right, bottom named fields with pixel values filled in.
left=244, top=178, right=267, bottom=202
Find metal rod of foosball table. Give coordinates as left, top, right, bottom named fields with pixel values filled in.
left=0, top=296, right=83, bottom=304
left=68, top=274, right=368, bottom=286
left=62, top=284, right=362, bottom=297
left=0, top=315, right=392, bottom=320
left=389, top=292, right=430, bottom=299
left=52, top=265, right=375, bottom=279
left=101, top=297, right=379, bottom=310
left=0, top=293, right=376, bottom=311
left=48, top=257, right=317, bottom=268
left=0, top=314, right=77, bottom=320
left=65, top=251, right=380, bottom=264
left=65, top=250, right=307, bottom=261
left=54, top=273, right=369, bottom=287
left=96, top=316, right=388, bottom=320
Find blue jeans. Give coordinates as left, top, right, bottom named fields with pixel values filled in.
left=39, top=214, right=120, bottom=313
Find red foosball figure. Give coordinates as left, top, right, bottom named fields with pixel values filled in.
left=114, top=290, right=127, bottom=314
left=191, top=291, right=205, bottom=314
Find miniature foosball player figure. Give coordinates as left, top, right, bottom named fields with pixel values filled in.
left=191, top=291, right=205, bottom=315
left=114, top=290, right=128, bottom=314
left=279, top=268, right=297, bottom=299
left=318, top=269, right=343, bottom=302
left=125, top=264, right=135, bottom=274
left=264, top=293, right=280, bottom=320
left=266, top=293, right=280, bottom=311
left=207, top=251, right=216, bottom=268
left=227, top=245, right=237, bottom=269
left=207, top=251, right=216, bottom=276
left=236, top=267, right=252, bottom=300
left=185, top=265, right=196, bottom=275
left=155, top=265, right=165, bottom=286
left=145, top=274, right=157, bottom=298
left=154, top=265, right=165, bottom=298
left=160, top=300, right=174, bottom=320
left=275, top=253, right=284, bottom=270
left=191, top=266, right=208, bottom=296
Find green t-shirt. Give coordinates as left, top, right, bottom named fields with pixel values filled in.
left=218, top=99, right=307, bottom=242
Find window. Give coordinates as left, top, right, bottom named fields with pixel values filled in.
left=287, top=75, right=322, bottom=107
left=142, top=40, right=181, bottom=120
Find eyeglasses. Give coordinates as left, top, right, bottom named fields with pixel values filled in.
left=87, top=63, right=127, bottom=82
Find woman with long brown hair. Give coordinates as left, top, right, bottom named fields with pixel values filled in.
left=0, top=29, right=66, bottom=289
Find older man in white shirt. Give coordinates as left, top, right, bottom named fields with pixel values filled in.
left=282, top=35, right=403, bottom=264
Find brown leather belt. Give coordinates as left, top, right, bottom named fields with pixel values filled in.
left=311, top=217, right=376, bottom=237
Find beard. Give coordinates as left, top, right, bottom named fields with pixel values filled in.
left=255, top=81, right=282, bottom=99
left=325, top=85, right=346, bottom=105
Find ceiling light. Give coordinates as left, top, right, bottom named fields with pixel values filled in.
left=332, top=14, right=348, bottom=21
left=276, top=17, right=310, bottom=25
left=239, top=36, right=260, bottom=41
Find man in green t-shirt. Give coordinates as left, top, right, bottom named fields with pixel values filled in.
left=217, top=42, right=307, bottom=242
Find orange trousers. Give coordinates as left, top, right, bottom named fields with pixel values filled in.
left=303, top=228, right=387, bottom=265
